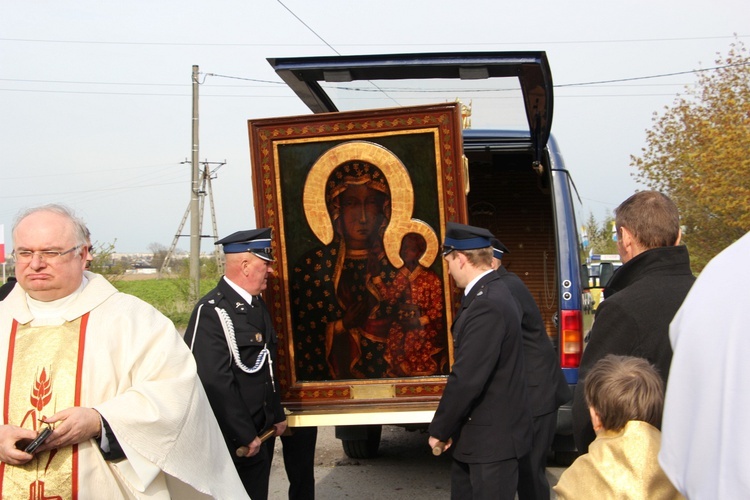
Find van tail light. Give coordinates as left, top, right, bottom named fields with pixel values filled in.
left=560, top=309, right=582, bottom=368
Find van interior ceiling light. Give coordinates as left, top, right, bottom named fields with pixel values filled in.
left=323, top=70, right=353, bottom=83
left=459, top=66, right=489, bottom=80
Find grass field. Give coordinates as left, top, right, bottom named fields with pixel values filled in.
left=113, top=277, right=218, bottom=328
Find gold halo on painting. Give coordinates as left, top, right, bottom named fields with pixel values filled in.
left=303, top=140, right=438, bottom=268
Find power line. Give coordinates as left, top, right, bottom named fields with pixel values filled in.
left=203, top=74, right=286, bottom=85
left=0, top=88, right=303, bottom=97
left=0, top=34, right=746, bottom=47
left=0, top=78, right=186, bottom=87
left=275, top=0, right=340, bottom=55
left=0, top=38, right=320, bottom=47
left=0, top=179, right=184, bottom=200
left=3, top=61, right=742, bottom=97
left=273, top=0, right=399, bottom=106
left=0, top=88, right=190, bottom=97
left=2, top=162, right=182, bottom=180
left=0, top=163, right=186, bottom=203
left=556, top=61, right=750, bottom=88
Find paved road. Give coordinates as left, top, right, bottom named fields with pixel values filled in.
left=269, top=425, right=566, bottom=499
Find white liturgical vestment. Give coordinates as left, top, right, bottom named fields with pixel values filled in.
left=659, top=231, right=750, bottom=499
left=0, top=272, right=248, bottom=499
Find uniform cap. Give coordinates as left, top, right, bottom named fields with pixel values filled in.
left=216, top=228, right=274, bottom=262
left=442, top=222, right=494, bottom=255
left=490, top=237, right=510, bottom=260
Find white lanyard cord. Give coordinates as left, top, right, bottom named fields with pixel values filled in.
left=215, top=307, right=275, bottom=390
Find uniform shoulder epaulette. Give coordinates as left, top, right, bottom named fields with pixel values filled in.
left=203, top=289, right=224, bottom=306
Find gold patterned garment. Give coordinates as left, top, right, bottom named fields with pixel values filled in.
left=553, top=420, right=684, bottom=500
left=373, top=265, right=446, bottom=377
left=1, top=318, right=87, bottom=499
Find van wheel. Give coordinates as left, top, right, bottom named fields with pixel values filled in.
left=341, top=425, right=382, bottom=458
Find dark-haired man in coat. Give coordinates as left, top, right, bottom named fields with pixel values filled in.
left=572, top=191, right=695, bottom=454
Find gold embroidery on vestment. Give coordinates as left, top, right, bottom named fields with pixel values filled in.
left=1, top=317, right=86, bottom=500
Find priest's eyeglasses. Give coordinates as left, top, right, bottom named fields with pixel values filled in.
left=13, top=245, right=82, bottom=262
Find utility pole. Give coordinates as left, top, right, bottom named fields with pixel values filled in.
left=162, top=67, right=226, bottom=286
left=161, top=160, right=225, bottom=277
left=189, top=65, right=201, bottom=303
left=203, top=163, right=225, bottom=275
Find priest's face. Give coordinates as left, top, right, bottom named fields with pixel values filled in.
left=13, top=211, right=87, bottom=301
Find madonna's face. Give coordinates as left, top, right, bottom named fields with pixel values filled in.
left=339, top=184, right=386, bottom=249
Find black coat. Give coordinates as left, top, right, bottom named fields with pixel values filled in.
left=572, top=246, right=695, bottom=452
left=429, top=271, right=532, bottom=463
left=496, top=267, right=571, bottom=417
left=0, top=281, right=16, bottom=301
left=184, top=277, right=284, bottom=460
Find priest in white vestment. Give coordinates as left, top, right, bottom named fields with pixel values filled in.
left=0, top=204, right=248, bottom=499
left=659, top=231, right=750, bottom=499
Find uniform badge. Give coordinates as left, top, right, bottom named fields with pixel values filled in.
left=236, top=301, right=244, bottom=309
left=255, top=333, right=264, bottom=342
left=208, top=299, right=216, bottom=304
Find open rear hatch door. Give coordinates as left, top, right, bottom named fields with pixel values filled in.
left=268, top=51, right=554, bottom=160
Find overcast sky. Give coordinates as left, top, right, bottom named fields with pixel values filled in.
left=1, top=1, right=747, bottom=253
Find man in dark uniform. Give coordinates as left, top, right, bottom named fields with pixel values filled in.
left=184, top=229, right=287, bottom=500
left=428, top=223, right=532, bottom=500
left=490, top=238, right=571, bottom=500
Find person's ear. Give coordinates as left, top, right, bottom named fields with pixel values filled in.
left=675, top=227, right=682, bottom=246
left=76, top=246, right=88, bottom=267
left=589, top=406, right=604, bottom=434
left=619, top=226, right=632, bottom=247
left=618, top=226, right=637, bottom=261
left=241, top=257, right=252, bottom=275
left=457, top=252, right=468, bottom=268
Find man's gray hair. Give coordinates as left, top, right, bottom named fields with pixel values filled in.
left=13, top=204, right=90, bottom=254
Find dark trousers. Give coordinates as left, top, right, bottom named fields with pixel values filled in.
left=281, top=426, right=318, bottom=500
left=451, top=457, right=519, bottom=500
left=237, top=437, right=275, bottom=500
left=517, top=411, right=556, bottom=500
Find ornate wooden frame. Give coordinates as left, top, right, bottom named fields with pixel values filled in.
left=248, top=103, right=467, bottom=412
